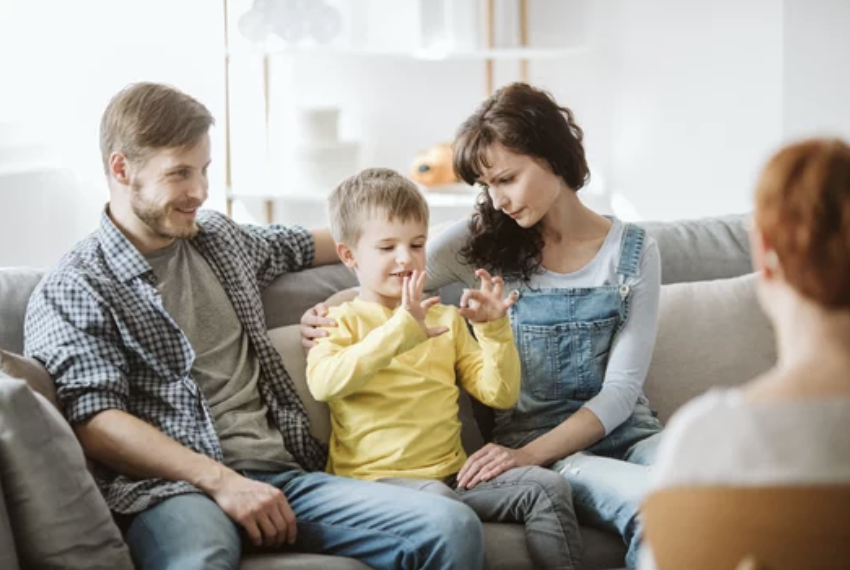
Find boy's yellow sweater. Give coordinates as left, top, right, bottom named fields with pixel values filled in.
left=306, top=298, right=520, bottom=481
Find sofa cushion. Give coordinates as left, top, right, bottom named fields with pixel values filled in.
left=0, top=216, right=752, bottom=344
left=268, top=326, right=332, bottom=444
left=0, top=349, right=55, bottom=406
left=262, top=265, right=357, bottom=331
left=0, top=374, right=133, bottom=569
left=640, top=214, right=752, bottom=285
left=644, top=273, right=777, bottom=423
left=0, top=267, right=44, bottom=354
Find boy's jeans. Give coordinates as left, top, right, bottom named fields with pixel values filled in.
left=124, top=470, right=484, bottom=570
left=381, top=465, right=583, bottom=570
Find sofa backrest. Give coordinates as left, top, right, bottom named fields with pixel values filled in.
left=260, top=213, right=753, bottom=328
left=0, top=268, right=45, bottom=354
left=0, top=214, right=752, bottom=353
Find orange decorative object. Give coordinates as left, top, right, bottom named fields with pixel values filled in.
left=409, top=143, right=459, bottom=188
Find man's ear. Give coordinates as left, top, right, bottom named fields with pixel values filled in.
left=337, top=243, right=357, bottom=270
left=109, top=152, right=131, bottom=186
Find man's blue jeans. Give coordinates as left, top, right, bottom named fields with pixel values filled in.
left=124, top=470, right=484, bottom=570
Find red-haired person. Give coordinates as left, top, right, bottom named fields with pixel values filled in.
left=641, top=138, right=850, bottom=568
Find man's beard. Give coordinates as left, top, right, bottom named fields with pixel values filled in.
left=131, top=184, right=200, bottom=240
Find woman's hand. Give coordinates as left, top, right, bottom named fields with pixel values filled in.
left=459, top=269, right=519, bottom=324
left=456, top=443, right=537, bottom=489
left=403, top=270, right=449, bottom=338
left=300, top=303, right=336, bottom=350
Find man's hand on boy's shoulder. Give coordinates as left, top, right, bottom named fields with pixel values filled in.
left=300, top=303, right=336, bottom=350
left=402, top=269, right=449, bottom=339
left=459, top=269, right=519, bottom=324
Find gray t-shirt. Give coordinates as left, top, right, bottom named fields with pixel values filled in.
left=145, top=240, right=295, bottom=471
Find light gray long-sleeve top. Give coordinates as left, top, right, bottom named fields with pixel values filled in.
left=426, top=217, right=661, bottom=434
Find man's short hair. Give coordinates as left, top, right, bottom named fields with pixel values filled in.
left=328, top=168, right=430, bottom=245
left=99, top=82, right=214, bottom=174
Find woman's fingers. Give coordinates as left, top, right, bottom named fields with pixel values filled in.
left=457, top=444, right=499, bottom=488
left=492, top=276, right=505, bottom=299
left=468, top=460, right=512, bottom=488
left=476, top=268, right=493, bottom=293
left=457, top=446, right=488, bottom=483
left=421, top=296, right=440, bottom=310
left=503, top=289, right=520, bottom=309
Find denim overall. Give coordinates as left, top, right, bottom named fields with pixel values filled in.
left=495, top=222, right=663, bottom=568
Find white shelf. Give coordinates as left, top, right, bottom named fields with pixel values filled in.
left=227, top=189, right=478, bottom=208
left=227, top=45, right=589, bottom=62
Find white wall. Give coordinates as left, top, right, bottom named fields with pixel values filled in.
left=3, top=0, right=850, bottom=266
left=240, top=0, right=798, bottom=224
left=783, top=0, right=850, bottom=141
left=601, top=0, right=785, bottom=221
left=0, top=0, right=224, bottom=266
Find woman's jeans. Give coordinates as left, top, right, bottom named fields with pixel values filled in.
left=123, top=469, right=484, bottom=570
left=554, top=429, right=662, bottom=568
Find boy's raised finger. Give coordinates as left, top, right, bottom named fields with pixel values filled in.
left=402, top=275, right=411, bottom=305
left=416, top=269, right=427, bottom=295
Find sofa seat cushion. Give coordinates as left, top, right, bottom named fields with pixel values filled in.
left=240, top=522, right=624, bottom=570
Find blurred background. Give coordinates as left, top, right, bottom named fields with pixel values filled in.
left=1, top=0, right=849, bottom=267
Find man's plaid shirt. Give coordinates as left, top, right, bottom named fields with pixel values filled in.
left=25, top=210, right=327, bottom=514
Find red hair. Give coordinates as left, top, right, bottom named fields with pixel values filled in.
left=755, top=138, right=850, bottom=309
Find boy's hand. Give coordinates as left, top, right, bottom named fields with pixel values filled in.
left=459, top=269, right=519, bottom=324
left=403, top=270, right=449, bottom=338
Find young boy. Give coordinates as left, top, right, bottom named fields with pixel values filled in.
left=307, top=168, right=582, bottom=570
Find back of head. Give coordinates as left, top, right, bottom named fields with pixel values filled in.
left=100, top=82, right=214, bottom=175
left=755, top=138, right=850, bottom=309
left=327, top=168, right=429, bottom=245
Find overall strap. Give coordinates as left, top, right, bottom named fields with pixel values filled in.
left=614, top=223, right=646, bottom=333
left=616, top=223, right=646, bottom=283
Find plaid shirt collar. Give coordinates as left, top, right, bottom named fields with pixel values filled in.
left=98, top=210, right=155, bottom=284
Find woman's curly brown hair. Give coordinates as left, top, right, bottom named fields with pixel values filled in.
left=453, top=82, right=590, bottom=282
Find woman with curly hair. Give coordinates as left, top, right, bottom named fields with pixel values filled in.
left=422, top=82, right=664, bottom=567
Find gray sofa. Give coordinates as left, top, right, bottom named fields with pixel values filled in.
left=0, top=214, right=778, bottom=570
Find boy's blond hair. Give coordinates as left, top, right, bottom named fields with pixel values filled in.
left=328, top=168, right=429, bottom=245
left=100, top=82, right=214, bottom=175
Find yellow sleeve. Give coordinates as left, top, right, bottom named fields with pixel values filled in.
left=306, top=306, right=428, bottom=402
left=453, top=312, right=521, bottom=410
